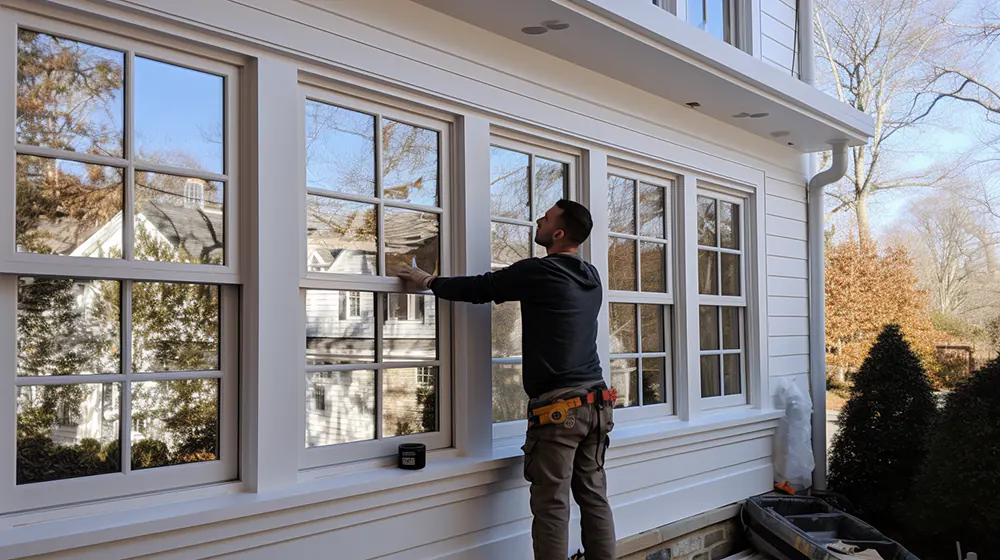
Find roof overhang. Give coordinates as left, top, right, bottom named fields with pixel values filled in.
left=410, top=0, right=874, bottom=153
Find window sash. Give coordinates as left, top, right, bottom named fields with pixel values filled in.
left=0, top=279, right=239, bottom=514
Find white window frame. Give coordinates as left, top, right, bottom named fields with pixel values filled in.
left=696, top=187, right=750, bottom=410
left=0, top=14, right=241, bottom=514
left=296, top=82, right=453, bottom=469
left=487, top=133, right=580, bottom=441
left=654, top=0, right=753, bottom=53
left=605, top=164, right=676, bottom=418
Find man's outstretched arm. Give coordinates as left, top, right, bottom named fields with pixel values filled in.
left=397, top=261, right=533, bottom=304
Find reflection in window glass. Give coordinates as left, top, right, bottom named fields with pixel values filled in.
left=489, top=147, right=530, bottom=220
left=721, top=253, right=741, bottom=296
left=132, top=282, right=219, bottom=373
left=492, top=302, right=522, bottom=359
left=492, top=363, right=527, bottom=423
left=17, top=277, right=121, bottom=376
left=721, top=201, right=740, bottom=249
left=382, top=120, right=439, bottom=207
left=135, top=172, right=224, bottom=265
left=306, top=370, right=376, bottom=447
left=701, top=355, right=721, bottom=398
left=534, top=158, right=567, bottom=219
left=305, top=290, right=375, bottom=365
left=16, top=30, right=125, bottom=158
left=382, top=367, right=438, bottom=437
left=697, top=196, right=717, bottom=247
left=641, top=304, right=664, bottom=353
left=134, top=57, right=224, bottom=174
left=131, top=379, right=218, bottom=470
left=639, top=183, right=666, bottom=238
left=16, top=156, right=124, bottom=258
left=640, top=242, right=667, bottom=293
left=383, top=295, right=437, bottom=362
left=608, top=237, right=637, bottom=291
left=608, top=175, right=636, bottom=234
left=491, top=222, right=532, bottom=268
left=609, top=304, right=637, bottom=355
left=384, top=208, right=440, bottom=278
left=699, top=305, right=720, bottom=351
left=307, top=196, right=378, bottom=275
left=16, top=383, right=121, bottom=485
left=610, top=359, right=639, bottom=408
left=305, top=100, right=376, bottom=197
left=723, top=354, right=742, bottom=396
left=642, top=358, right=666, bottom=405
left=699, top=250, right=718, bottom=295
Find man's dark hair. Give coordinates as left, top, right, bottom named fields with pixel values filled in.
left=555, top=199, right=593, bottom=245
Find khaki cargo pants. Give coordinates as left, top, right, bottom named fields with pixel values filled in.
left=521, top=386, right=616, bottom=560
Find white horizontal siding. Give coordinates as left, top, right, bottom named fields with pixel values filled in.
left=762, top=37, right=796, bottom=75
left=760, top=13, right=796, bottom=56
left=765, top=174, right=811, bottom=382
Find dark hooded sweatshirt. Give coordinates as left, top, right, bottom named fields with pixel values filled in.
left=429, top=254, right=604, bottom=399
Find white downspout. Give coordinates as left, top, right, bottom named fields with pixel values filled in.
left=807, top=142, right=848, bottom=491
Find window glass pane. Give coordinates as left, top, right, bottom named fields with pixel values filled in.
left=17, top=277, right=120, bottom=376
left=720, top=201, right=740, bottom=249
left=639, top=183, right=666, bottom=238
left=384, top=208, right=439, bottom=278
left=17, top=383, right=121, bottom=485
left=382, top=119, right=439, bottom=207
left=689, top=0, right=707, bottom=30
left=699, top=305, right=720, bottom=351
left=699, top=250, right=718, bottom=295
left=134, top=172, right=224, bottom=265
left=135, top=57, right=223, bottom=174
left=609, top=303, right=637, bottom=354
left=306, top=370, right=376, bottom=446
left=383, top=294, right=437, bottom=361
left=610, top=358, right=639, bottom=408
left=608, top=237, right=637, bottom=291
left=640, top=241, right=667, bottom=293
left=640, top=304, right=664, bottom=353
left=608, top=175, right=635, bottom=234
left=130, top=379, right=218, bottom=470
left=305, top=101, right=376, bottom=197
left=383, top=367, right=438, bottom=437
left=132, top=282, right=219, bottom=373
left=722, top=307, right=741, bottom=350
left=489, top=147, right=530, bottom=220
left=700, top=355, right=721, bottom=398
left=492, top=302, right=522, bottom=358
left=642, top=358, right=666, bottom=405
left=306, top=196, right=377, bottom=275
left=721, top=253, right=741, bottom=296
left=491, top=222, right=531, bottom=268
left=16, top=31, right=124, bottom=158
left=723, top=354, right=742, bottom=396
left=16, top=156, right=123, bottom=257
left=697, top=196, right=717, bottom=246
left=493, top=363, right=527, bottom=422
left=534, top=158, right=567, bottom=219
left=706, top=0, right=728, bottom=42
left=305, top=290, right=375, bottom=365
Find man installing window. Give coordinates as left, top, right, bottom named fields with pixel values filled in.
left=398, top=199, right=616, bottom=560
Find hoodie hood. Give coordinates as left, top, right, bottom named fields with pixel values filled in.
left=540, top=253, right=602, bottom=290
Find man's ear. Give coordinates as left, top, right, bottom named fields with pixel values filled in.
left=553, top=229, right=565, bottom=241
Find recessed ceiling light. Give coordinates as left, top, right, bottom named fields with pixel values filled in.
left=750, top=112, right=769, bottom=118
left=521, top=26, right=548, bottom=35
left=543, top=20, right=571, bottom=30
left=770, top=130, right=790, bottom=138
left=732, top=112, right=750, bottom=118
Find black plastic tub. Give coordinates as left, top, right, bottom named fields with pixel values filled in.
left=742, top=495, right=919, bottom=560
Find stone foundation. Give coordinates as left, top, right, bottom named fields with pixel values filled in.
left=617, top=504, right=745, bottom=560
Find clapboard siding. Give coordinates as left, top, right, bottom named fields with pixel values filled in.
left=767, top=255, right=808, bottom=279
left=767, top=276, right=808, bottom=298
left=768, top=296, right=809, bottom=317
left=767, top=214, right=808, bottom=240
left=760, top=13, right=796, bottom=56
left=769, top=354, right=810, bottom=377
left=766, top=195, right=807, bottom=222
left=762, top=38, right=796, bottom=75
left=768, top=316, right=809, bottom=337
left=767, top=235, right=808, bottom=259
left=765, top=178, right=807, bottom=203
left=769, top=335, right=809, bottom=357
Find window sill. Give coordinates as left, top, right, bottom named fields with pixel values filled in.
left=0, top=408, right=782, bottom=558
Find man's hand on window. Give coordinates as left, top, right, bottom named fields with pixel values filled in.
left=397, top=266, right=436, bottom=290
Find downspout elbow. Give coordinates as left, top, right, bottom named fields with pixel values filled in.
left=808, top=141, right=848, bottom=491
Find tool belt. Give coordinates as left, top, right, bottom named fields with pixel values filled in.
left=528, top=388, right=617, bottom=426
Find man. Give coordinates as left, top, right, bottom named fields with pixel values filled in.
left=398, top=199, right=616, bottom=560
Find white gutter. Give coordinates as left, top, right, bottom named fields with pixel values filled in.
left=806, top=142, right=848, bottom=491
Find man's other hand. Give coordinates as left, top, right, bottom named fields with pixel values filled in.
left=397, top=266, right=435, bottom=290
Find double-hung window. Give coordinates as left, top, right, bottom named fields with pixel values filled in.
left=696, top=191, right=748, bottom=409
left=606, top=169, right=674, bottom=411
left=300, top=85, right=451, bottom=467
left=1, top=21, right=240, bottom=513
left=652, top=0, right=742, bottom=49
left=487, top=137, right=575, bottom=426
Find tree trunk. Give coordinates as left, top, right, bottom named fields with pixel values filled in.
left=856, top=195, right=871, bottom=242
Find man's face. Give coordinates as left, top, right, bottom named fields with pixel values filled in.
left=534, top=205, right=564, bottom=248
